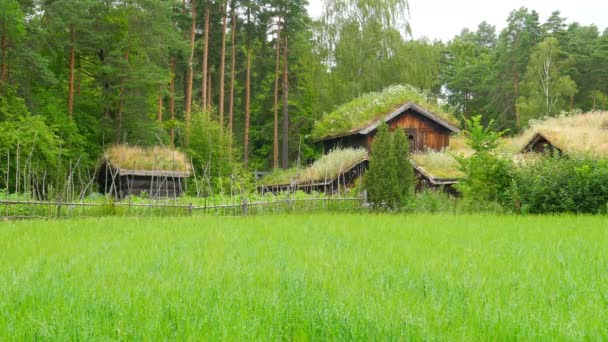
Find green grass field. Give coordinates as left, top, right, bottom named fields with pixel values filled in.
left=2, top=214, right=608, bottom=340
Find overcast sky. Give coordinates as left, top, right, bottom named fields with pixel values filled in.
left=307, top=0, right=608, bottom=42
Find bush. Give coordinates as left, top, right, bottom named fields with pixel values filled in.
left=412, top=189, right=457, bottom=213
left=456, top=115, right=512, bottom=209
left=508, top=156, right=608, bottom=214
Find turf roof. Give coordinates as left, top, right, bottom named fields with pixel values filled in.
left=260, top=148, right=368, bottom=186
left=312, top=84, right=458, bottom=140
left=410, top=151, right=465, bottom=181
left=104, top=145, right=191, bottom=173
left=503, top=111, right=608, bottom=156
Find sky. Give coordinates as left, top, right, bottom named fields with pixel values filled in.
left=306, top=0, right=608, bottom=42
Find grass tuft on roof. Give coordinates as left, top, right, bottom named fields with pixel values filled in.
left=312, top=84, right=458, bottom=140
left=104, top=145, right=191, bottom=172
left=503, top=111, right=608, bottom=156
left=411, top=151, right=466, bottom=180
left=261, top=148, right=368, bottom=186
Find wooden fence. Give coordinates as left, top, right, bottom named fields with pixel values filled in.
left=0, top=196, right=364, bottom=220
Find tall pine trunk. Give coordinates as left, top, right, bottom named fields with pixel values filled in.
left=68, top=25, right=76, bottom=117
left=244, top=52, right=251, bottom=167
left=201, top=2, right=210, bottom=110
left=0, top=26, right=7, bottom=95
left=570, top=94, right=574, bottom=111
left=117, top=49, right=129, bottom=143
left=273, top=20, right=281, bottom=169
left=228, top=2, right=236, bottom=138
left=281, top=35, right=289, bottom=169
left=0, top=26, right=7, bottom=82
left=185, top=0, right=197, bottom=144
left=513, top=71, right=520, bottom=130
left=207, top=70, right=212, bottom=111
left=170, top=56, right=176, bottom=146
left=157, top=85, right=163, bottom=122
left=218, top=1, right=228, bottom=131
left=593, top=92, right=597, bottom=111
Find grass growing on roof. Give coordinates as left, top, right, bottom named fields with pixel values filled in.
left=261, top=148, right=367, bottom=186
left=411, top=151, right=465, bottom=179
left=501, top=111, right=608, bottom=155
left=312, top=84, right=457, bottom=140
left=105, top=145, right=191, bottom=172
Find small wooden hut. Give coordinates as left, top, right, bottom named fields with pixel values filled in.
left=316, top=102, right=460, bottom=153
left=521, top=132, right=564, bottom=155
left=410, top=152, right=465, bottom=195
left=97, top=145, right=192, bottom=198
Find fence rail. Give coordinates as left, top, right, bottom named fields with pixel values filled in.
left=0, top=197, right=364, bottom=219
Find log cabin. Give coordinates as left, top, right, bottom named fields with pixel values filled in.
left=97, top=145, right=192, bottom=199
left=316, top=102, right=460, bottom=153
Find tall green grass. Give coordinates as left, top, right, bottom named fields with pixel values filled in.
left=1, top=214, right=607, bottom=339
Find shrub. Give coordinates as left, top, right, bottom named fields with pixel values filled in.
left=456, top=115, right=512, bottom=208
left=508, top=156, right=608, bottom=214
left=412, top=189, right=457, bottom=213
left=364, top=124, right=414, bottom=209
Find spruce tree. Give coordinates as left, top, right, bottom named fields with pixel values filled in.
left=392, top=128, right=414, bottom=206
left=365, top=124, right=399, bottom=208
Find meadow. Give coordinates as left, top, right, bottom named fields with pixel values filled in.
left=1, top=214, right=608, bottom=340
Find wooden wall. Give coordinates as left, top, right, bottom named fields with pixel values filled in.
left=97, top=162, right=186, bottom=199
left=387, top=109, right=451, bottom=151
left=321, top=109, right=453, bottom=153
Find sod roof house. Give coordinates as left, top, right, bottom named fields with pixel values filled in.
left=258, top=148, right=368, bottom=194
left=98, top=145, right=192, bottom=198
left=316, top=102, right=460, bottom=153
left=259, top=147, right=464, bottom=195
left=517, top=112, right=608, bottom=156
left=520, top=131, right=564, bottom=154
left=410, top=152, right=465, bottom=195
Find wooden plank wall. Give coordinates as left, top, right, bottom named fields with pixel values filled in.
left=388, top=111, right=450, bottom=151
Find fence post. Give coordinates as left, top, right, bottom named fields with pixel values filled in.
left=56, top=195, right=62, bottom=218
left=362, top=189, right=368, bottom=207
left=189, top=202, right=193, bottom=216
left=242, top=197, right=248, bottom=216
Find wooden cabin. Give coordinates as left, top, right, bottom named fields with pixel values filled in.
left=258, top=159, right=368, bottom=195
left=97, top=145, right=192, bottom=199
left=317, top=102, right=460, bottom=153
left=411, top=162, right=460, bottom=196
left=521, top=132, right=564, bottom=155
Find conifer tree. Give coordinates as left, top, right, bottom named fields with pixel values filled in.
left=392, top=128, right=414, bottom=205
left=364, top=124, right=399, bottom=208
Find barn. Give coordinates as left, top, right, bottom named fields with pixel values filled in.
left=97, top=145, right=192, bottom=198
left=316, top=102, right=460, bottom=153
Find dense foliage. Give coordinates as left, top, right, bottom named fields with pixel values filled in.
left=2, top=0, right=608, bottom=212
left=364, top=124, right=413, bottom=209
left=456, top=116, right=514, bottom=211
left=509, top=156, right=608, bottom=214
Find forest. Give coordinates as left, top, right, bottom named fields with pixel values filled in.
left=1, top=0, right=608, bottom=194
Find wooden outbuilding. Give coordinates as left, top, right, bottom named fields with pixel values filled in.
left=411, top=162, right=460, bottom=195
left=258, top=159, right=368, bottom=194
left=521, top=132, right=564, bottom=155
left=316, top=102, right=460, bottom=153
left=97, top=145, right=192, bottom=199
